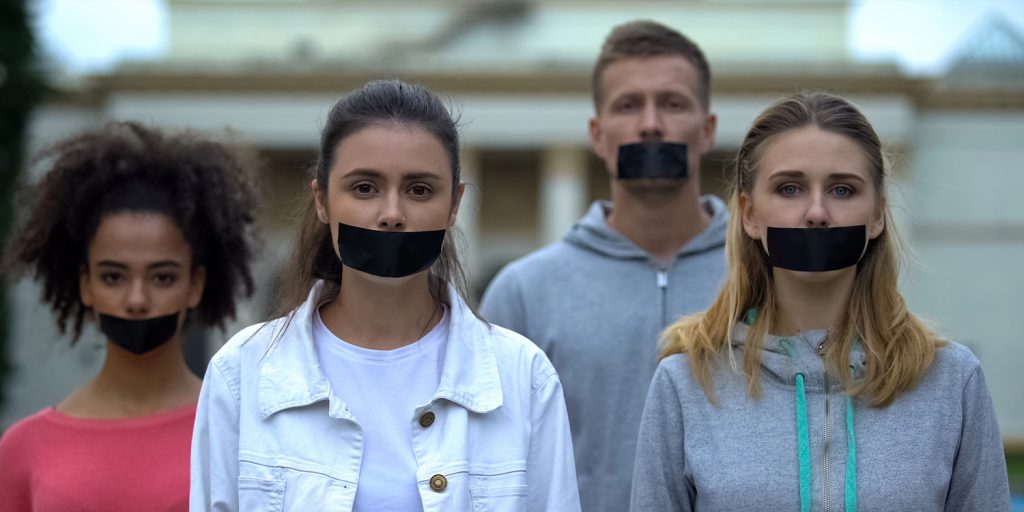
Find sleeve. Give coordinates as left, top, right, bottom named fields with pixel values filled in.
left=479, top=264, right=529, bottom=336
left=190, top=358, right=242, bottom=512
left=527, top=371, right=582, bottom=512
left=944, top=365, right=1011, bottom=511
left=630, top=360, right=692, bottom=512
left=0, top=423, right=33, bottom=510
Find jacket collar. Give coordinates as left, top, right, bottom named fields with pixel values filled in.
left=257, top=281, right=502, bottom=419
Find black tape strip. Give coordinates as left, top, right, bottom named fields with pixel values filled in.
left=766, top=226, right=866, bottom=272
left=616, top=142, right=688, bottom=180
left=337, top=222, right=445, bottom=278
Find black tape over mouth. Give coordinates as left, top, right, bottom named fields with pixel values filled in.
left=766, top=226, right=867, bottom=272
left=616, top=142, right=688, bottom=180
left=99, top=312, right=180, bottom=355
left=337, top=222, right=445, bottom=278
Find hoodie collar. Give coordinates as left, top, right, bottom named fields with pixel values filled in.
left=729, top=320, right=867, bottom=391
left=257, top=281, right=502, bottom=419
left=565, top=195, right=728, bottom=260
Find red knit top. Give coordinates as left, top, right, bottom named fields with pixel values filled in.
left=0, top=404, right=196, bottom=511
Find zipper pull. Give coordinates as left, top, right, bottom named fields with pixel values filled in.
left=656, top=269, right=668, bottom=289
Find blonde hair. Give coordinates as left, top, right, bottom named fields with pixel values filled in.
left=660, top=91, right=944, bottom=407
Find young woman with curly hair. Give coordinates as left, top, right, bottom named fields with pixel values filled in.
left=630, top=92, right=1010, bottom=511
left=0, top=121, right=259, bottom=511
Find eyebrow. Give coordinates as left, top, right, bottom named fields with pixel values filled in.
left=340, top=168, right=445, bottom=181
left=96, top=260, right=183, bottom=270
left=767, top=170, right=867, bottom=183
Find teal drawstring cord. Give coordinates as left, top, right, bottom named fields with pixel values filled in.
left=785, top=337, right=858, bottom=512
left=795, top=372, right=813, bottom=512
left=845, top=391, right=858, bottom=511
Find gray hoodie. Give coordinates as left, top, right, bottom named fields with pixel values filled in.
left=481, top=197, right=728, bottom=512
left=631, top=321, right=1011, bottom=511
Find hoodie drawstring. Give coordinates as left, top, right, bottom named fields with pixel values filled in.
left=845, top=392, right=857, bottom=511
left=795, top=372, right=813, bottom=512
left=784, top=339, right=858, bottom=512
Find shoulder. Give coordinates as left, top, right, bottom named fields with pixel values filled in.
left=927, top=340, right=984, bottom=385
left=485, top=322, right=558, bottom=392
left=492, top=242, right=580, bottom=283
left=653, top=354, right=695, bottom=388
left=0, top=409, right=55, bottom=456
left=206, top=317, right=288, bottom=379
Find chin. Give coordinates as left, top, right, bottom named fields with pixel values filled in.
left=347, top=266, right=426, bottom=286
left=620, top=178, right=686, bottom=197
left=776, top=265, right=856, bottom=285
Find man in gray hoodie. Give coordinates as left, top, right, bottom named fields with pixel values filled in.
left=480, top=21, right=727, bottom=512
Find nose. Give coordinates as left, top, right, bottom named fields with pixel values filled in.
left=124, top=278, right=150, bottom=316
left=805, top=191, right=830, bottom=228
left=377, top=192, right=406, bottom=231
left=638, top=101, right=663, bottom=142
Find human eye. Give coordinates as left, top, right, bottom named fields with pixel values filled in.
left=662, top=96, right=687, bottom=112
left=831, top=184, right=856, bottom=198
left=408, top=183, right=433, bottom=199
left=152, top=272, right=178, bottom=287
left=612, top=98, right=639, bottom=113
left=776, top=183, right=802, bottom=197
left=99, top=272, right=124, bottom=285
left=352, top=181, right=378, bottom=197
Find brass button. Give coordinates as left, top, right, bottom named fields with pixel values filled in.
left=419, top=411, right=436, bottom=428
left=429, top=474, right=447, bottom=492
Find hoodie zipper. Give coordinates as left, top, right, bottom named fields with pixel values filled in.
left=820, top=341, right=831, bottom=512
left=656, top=268, right=669, bottom=326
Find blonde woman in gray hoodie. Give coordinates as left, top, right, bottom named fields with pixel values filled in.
left=631, top=91, right=1010, bottom=511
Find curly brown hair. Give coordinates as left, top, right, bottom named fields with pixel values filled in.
left=3, top=121, right=260, bottom=343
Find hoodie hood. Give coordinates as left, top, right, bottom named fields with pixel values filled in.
left=564, top=196, right=728, bottom=261
left=728, top=320, right=868, bottom=391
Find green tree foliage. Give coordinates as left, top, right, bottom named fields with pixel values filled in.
left=0, top=0, right=47, bottom=410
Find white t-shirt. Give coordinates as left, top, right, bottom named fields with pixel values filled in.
left=313, top=308, right=448, bottom=512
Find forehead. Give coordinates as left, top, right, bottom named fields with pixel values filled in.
left=757, top=126, right=872, bottom=180
left=331, top=124, right=452, bottom=178
left=599, top=55, right=701, bottom=104
left=88, top=212, right=191, bottom=265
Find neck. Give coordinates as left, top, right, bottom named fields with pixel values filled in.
left=772, top=267, right=857, bottom=336
left=62, top=337, right=200, bottom=418
left=322, top=269, right=441, bottom=350
left=606, top=180, right=710, bottom=262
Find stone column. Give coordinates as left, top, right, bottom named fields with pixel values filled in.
left=540, top=145, right=588, bottom=245
left=456, top=147, right=482, bottom=282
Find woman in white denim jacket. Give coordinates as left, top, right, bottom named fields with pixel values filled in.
left=190, top=80, right=581, bottom=511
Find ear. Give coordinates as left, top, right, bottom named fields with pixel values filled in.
left=448, top=183, right=465, bottom=228
left=699, top=112, right=718, bottom=155
left=79, top=265, right=93, bottom=307
left=739, top=192, right=761, bottom=240
left=868, top=197, right=886, bottom=240
left=311, top=179, right=329, bottom=224
left=187, top=266, right=206, bottom=309
left=588, top=116, right=607, bottom=161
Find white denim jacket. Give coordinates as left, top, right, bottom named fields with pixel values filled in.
left=190, top=281, right=581, bottom=511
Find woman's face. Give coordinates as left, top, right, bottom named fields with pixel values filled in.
left=740, top=126, right=885, bottom=281
left=313, top=123, right=464, bottom=270
left=80, top=212, right=205, bottom=335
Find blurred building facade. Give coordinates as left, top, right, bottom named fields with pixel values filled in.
left=7, top=0, right=1024, bottom=447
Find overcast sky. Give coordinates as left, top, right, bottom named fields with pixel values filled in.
left=30, top=0, right=1024, bottom=76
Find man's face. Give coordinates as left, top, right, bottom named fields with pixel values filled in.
left=589, top=55, right=717, bottom=184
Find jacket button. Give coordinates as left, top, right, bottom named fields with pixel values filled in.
left=419, top=411, right=436, bottom=428
left=429, top=474, right=447, bottom=492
